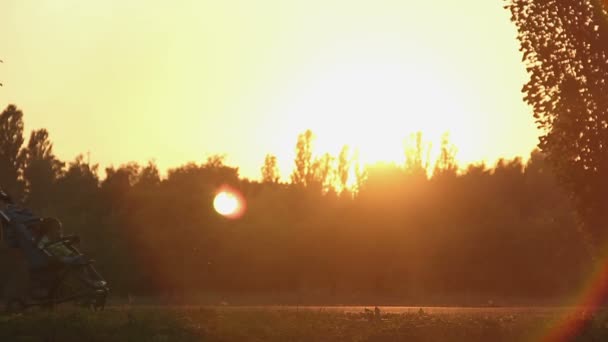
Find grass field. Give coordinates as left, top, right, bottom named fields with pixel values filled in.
left=1, top=306, right=608, bottom=341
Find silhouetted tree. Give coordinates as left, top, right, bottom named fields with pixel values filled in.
left=337, top=145, right=351, bottom=193
left=135, top=161, right=161, bottom=189
left=56, top=155, right=100, bottom=202
left=404, top=131, right=431, bottom=179
left=0, top=114, right=591, bottom=301
left=103, top=164, right=140, bottom=202
left=21, top=129, right=64, bottom=213
left=51, top=156, right=101, bottom=238
left=291, top=130, right=315, bottom=187
left=433, top=132, right=458, bottom=177
left=352, top=149, right=366, bottom=192
left=507, top=0, right=608, bottom=246
left=0, top=105, right=25, bottom=198
left=261, top=154, right=280, bottom=183
left=205, top=154, right=227, bottom=168
left=312, top=152, right=335, bottom=192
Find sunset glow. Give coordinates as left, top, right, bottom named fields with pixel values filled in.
left=0, top=0, right=537, bottom=180
left=272, top=54, right=467, bottom=167
left=3, top=0, right=608, bottom=340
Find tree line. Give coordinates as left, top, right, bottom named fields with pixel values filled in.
left=0, top=104, right=591, bottom=305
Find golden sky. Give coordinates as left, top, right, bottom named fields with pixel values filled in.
left=0, top=0, right=538, bottom=180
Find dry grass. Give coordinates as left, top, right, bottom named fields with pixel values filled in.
left=1, top=306, right=608, bottom=341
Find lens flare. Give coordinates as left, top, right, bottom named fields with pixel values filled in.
left=213, top=187, right=245, bottom=219
left=539, top=254, right=608, bottom=341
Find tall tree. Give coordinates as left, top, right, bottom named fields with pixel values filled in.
left=506, top=0, right=608, bottom=245
left=312, top=152, right=335, bottom=192
left=352, top=149, right=366, bottom=192
left=404, top=131, right=431, bottom=179
left=21, top=129, right=64, bottom=213
left=433, top=132, right=458, bottom=177
left=291, top=130, right=315, bottom=187
left=337, top=145, right=351, bottom=193
left=261, top=154, right=280, bottom=184
left=0, top=105, right=25, bottom=198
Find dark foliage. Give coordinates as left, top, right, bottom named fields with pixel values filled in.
left=506, top=0, right=608, bottom=247
left=0, top=107, right=591, bottom=303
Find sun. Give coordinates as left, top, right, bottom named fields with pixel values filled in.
left=213, top=189, right=245, bottom=219
left=268, top=46, right=481, bottom=176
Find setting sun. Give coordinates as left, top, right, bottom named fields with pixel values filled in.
left=269, top=53, right=472, bottom=168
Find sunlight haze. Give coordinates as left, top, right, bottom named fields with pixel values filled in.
left=0, top=0, right=537, bottom=179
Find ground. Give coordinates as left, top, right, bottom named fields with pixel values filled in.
left=1, top=306, right=608, bottom=341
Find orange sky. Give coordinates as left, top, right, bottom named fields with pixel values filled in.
left=0, top=0, right=538, bottom=180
